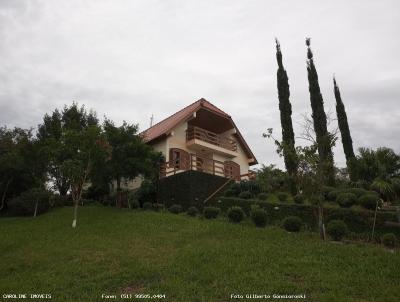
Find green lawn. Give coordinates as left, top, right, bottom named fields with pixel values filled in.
left=1, top=207, right=399, bottom=302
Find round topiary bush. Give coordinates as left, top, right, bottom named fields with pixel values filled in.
left=250, top=207, right=267, bottom=227
left=358, top=194, right=379, bottom=210
left=238, top=191, right=252, bottom=199
left=130, top=200, right=140, bottom=209
left=381, top=233, right=397, bottom=248
left=224, top=189, right=236, bottom=197
left=257, top=192, right=268, bottom=201
left=203, top=206, right=220, bottom=219
left=293, top=194, right=305, bottom=204
left=346, top=187, right=367, bottom=198
left=152, top=203, right=164, bottom=211
left=336, top=192, right=357, bottom=208
left=277, top=192, right=289, bottom=202
left=187, top=206, right=199, bottom=217
left=326, top=220, right=348, bottom=241
left=327, top=189, right=342, bottom=202
left=168, top=204, right=182, bottom=214
left=227, top=206, right=245, bottom=223
left=321, top=186, right=335, bottom=200
left=142, top=202, right=153, bottom=210
left=282, top=216, right=302, bottom=232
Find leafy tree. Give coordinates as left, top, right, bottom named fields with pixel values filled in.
left=0, top=127, right=47, bottom=211
left=334, top=77, right=356, bottom=179
left=306, top=38, right=335, bottom=185
left=102, top=119, right=161, bottom=206
left=37, top=103, right=98, bottom=195
left=61, top=122, right=110, bottom=227
left=275, top=39, right=298, bottom=183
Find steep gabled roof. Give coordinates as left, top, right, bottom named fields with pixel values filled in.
left=141, top=98, right=257, bottom=165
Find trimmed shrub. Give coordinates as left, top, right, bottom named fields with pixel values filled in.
left=336, top=193, right=357, bottom=208
left=238, top=191, right=252, bottom=199
left=227, top=206, right=245, bottom=223
left=257, top=192, right=268, bottom=201
left=142, top=202, right=153, bottom=210
left=187, top=206, right=199, bottom=217
left=358, top=194, right=379, bottom=210
left=224, top=189, right=236, bottom=197
left=8, top=188, right=51, bottom=216
left=130, top=200, right=140, bottom=209
left=381, top=233, right=397, bottom=248
left=282, top=216, right=302, bottom=232
left=327, top=189, right=342, bottom=202
left=321, top=186, right=335, bottom=200
left=250, top=206, right=267, bottom=227
left=213, top=197, right=400, bottom=237
left=346, top=188, right=367, bottom=198
left=326, top=220, right=348, bottom=241
left=203, top=206, right=220, bottom=219
left=168, top=204, right=182, bottom=214
left=294, top=194, right=305, bottom=204
left=152, top=203, right=164, bottom=211
left=277, top=192, right=289, bottom=202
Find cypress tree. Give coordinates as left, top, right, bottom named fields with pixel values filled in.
left=305, top=38, right=335, bottom=185
left=275, top=39, right=298, bottom=180
left=333, top=77, right=356, bottom=179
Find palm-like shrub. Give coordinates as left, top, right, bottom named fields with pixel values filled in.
left=326, top=220, right=348, bottom=241
left=227, top=206, right=245, bottom=223
left=282, top=216, right=302, bottom=232
left=250, top=206, right=267, bottom=227
left=371, top=178, right=395, bottom=201
left=336, top=193, right=357, bottom=208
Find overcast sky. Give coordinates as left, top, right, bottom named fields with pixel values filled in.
left=1, top=0, right=399, bottom=170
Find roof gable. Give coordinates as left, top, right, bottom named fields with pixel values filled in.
left=141, top=98, right=257, bottom=165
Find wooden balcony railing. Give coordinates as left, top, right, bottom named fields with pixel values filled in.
left=186, top=126, right=237, bottom=152
left=159, top=152, right=255, bottom=181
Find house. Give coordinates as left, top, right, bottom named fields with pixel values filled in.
left=141, top=98, right=257, bottom=182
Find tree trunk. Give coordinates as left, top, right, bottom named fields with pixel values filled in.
left=318, top=203, right=326, bottom=240
left=0, top=178, right=12, bottom=211
left=116, top=177, right=121, bottom=208
left=33, top=200, right=38, bottom=217
left=72, top=200, right=78, bottom=228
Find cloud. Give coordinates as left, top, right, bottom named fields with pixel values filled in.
left=0, top=0, right=399, bottom=169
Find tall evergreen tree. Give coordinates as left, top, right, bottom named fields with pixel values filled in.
left=275, top=39, right=298, bottom=181
left=333, top=77, right=356, bottom=179
left=305, top=38, right=335, bottom=185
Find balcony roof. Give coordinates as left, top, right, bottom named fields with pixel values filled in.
left=140, top=98, right=258, bottom=165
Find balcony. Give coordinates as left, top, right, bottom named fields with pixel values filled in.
left=186, top=126, right=238, bottom=157
left=159, top=152, right=255, bottom=181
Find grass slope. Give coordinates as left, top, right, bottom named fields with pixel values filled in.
left=0, top=207, right=399, bottom=302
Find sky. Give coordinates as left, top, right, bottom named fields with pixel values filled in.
left=1, top=0, right=399, bottom=170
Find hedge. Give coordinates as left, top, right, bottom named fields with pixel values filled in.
left=212, top=197, right=400, bottom=236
